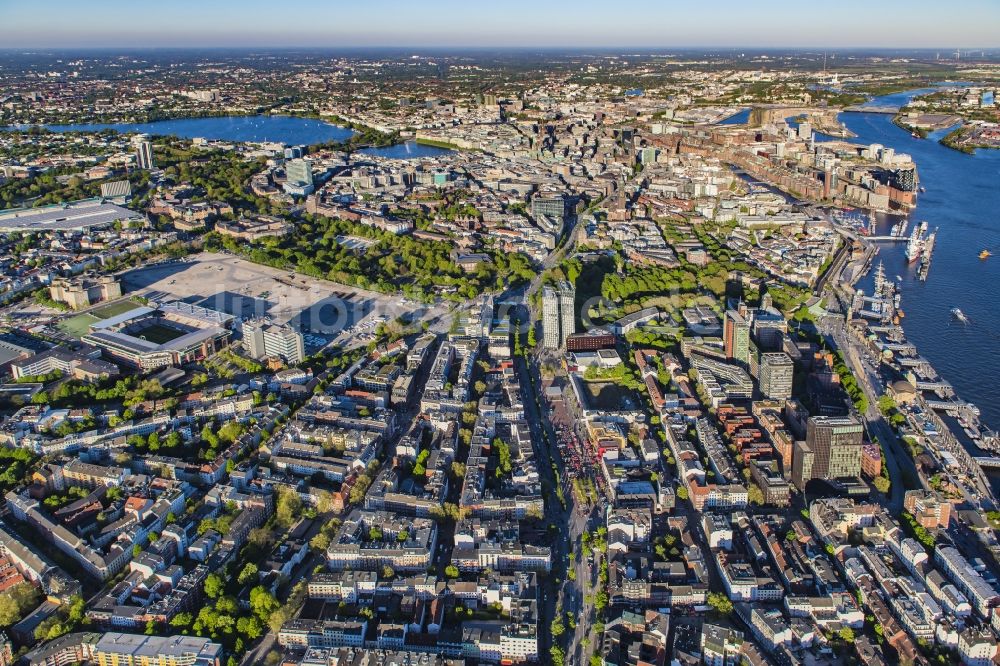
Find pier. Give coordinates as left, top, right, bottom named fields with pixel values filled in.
left=926, top=400, right=969, bottom=414
left=915, top=380, right=955, bottom=394
left=974, top=457, right=1000, bottom=470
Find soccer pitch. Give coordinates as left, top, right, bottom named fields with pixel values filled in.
left=57, top=313, right=100, bottom=339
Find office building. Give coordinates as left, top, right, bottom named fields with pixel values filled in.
left=542, top=286, right=560, bottom=349
left=542, top=281, right=575, bottom=349
left=560, top=282, right=575, bottom=348
left=243, top=320, right=305, bottom=365
left=792, top=416, right=863, bottom=489
left=284, top=158, right=315, bottom=196
left=791, top=440, right=814, bottom=491
left=724, top=309, right=750, bottom=366
left=758, top=352, right=794, bottom=400
left=134, top=138, right=155, bottom=170
left=531, top=193, right=566, bottom=220
left=286, top=158, right=313, bottom=186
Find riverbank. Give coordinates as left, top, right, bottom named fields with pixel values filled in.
left=938, top=124, right=1000, bottom=155
left=891, top=116, right=930, bottom=139
left=7, top=103, right=307, bottom=127
left=939, top=126, right=975, bottom=154
left=831, top=90, right=1000, bottom=435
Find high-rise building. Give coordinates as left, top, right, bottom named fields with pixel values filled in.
left=724, top=309, right=750, bottom=366
left=286, top=158, right=314, bottom=187
left=792, top=416, right=864, bottom=489
left=759, top=352, right=794, bottom=400
left=541, top=281, right=575, bottom=349
left=243, top=320, right=305, bottom=365
left=542, top=286, right=560, bottom=349
left=559, top=282, right=576, bottom=348
left=791, top=440, right=814, bottom=491
left=135, top=139, right=155, bottom=170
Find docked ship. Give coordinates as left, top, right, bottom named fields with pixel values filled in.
left=905, top=221, right=930, bottom=264
left=918, top=229, right=937, bottom=281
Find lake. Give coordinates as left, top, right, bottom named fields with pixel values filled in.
left=357, top=141, right=454, bottom=159
left=38, top=115, right=356, bottom=145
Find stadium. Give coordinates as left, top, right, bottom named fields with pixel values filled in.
left=82, top=301, right=234, bottom=371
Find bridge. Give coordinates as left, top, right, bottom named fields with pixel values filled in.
left=843, top=105, right=901, bottom=114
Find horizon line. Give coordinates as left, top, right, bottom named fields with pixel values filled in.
left=2, top=44, right=999, bottom=52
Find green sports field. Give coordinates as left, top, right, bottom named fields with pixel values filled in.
left=57, top=313, right=100, bottom=339
left=90, top=299, right=143, bottom=319
left=133, top=322, right=185, bottom=345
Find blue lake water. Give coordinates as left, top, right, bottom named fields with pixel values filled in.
left=837, top=92, right=1000, bottom=431
left=38, top=115, right=356, bottom=145
left=357, top=141, right=453, bottom=159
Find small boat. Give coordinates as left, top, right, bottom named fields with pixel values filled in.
left=912, top=132, right=921, bottom=139
left=895, top=275, right=902, bottom=281
left=951, top=307, right=969, bottom=323
left=980, top=249, right=992, bottom=260
left=919, top=186, right=926, bottom=193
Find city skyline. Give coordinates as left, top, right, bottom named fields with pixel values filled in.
left=2, top=18, right=1000, bottom=666
left=2, top=0, right=1000, bottom=49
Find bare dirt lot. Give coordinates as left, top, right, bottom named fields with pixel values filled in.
left=119, top=251, right=435, bottom=349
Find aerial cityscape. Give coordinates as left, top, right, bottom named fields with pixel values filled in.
left=1, top=3, right=1000, bottom=666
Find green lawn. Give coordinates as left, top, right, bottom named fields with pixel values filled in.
left=58, top=313, right=100, bottom=339
left=91, top=299, right=143, bottom=320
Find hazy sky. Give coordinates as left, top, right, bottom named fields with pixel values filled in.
left=2, top=0, right=998, bottom=49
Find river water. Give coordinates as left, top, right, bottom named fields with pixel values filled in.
left=835, top=93, right=1000, bottom=431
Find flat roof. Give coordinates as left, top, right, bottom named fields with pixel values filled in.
left=89, top=306, right=156, bottom=331
left=95, top=632, right=222, bottom=659
left=0, top=198, right=142, bottom=231
left=85, top=326, right=226, bottom=356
